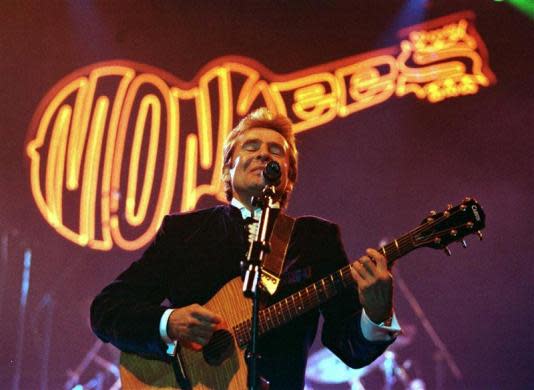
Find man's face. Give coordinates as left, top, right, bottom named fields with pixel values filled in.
left=226, top=127, right=291, bottom=206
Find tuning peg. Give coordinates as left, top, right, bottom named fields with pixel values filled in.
left=463, top=196, right=472, bottom=202
left=429, top=210, right=437, bottom=216
left=450, top=229, right=458, bottom=237
left=461, top=240, right=467, bottom=248
left=447, top=203, right=453, bottom=210
left=476, top=231, right=483, bottom=240
left=444, top=246, right=452, bottom=256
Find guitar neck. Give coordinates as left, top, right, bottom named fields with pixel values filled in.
left=233, top=230, right=417, bottom=346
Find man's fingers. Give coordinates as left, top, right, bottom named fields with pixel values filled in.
left=190, top=336, right=208, bottom=346
left=190, top=327, right=213, bottom=339
left=360, top=256, right=376, bottom=275
left=191, top=305, right=222, bottom=324
left=351, top=261, right=371, bottom=282
left=366, top=248, right=388, bottom=272
left=356, top=254, right=377, bottom=278
left=353, top=260, right=371, bottom=280
left=188, top=317, right=218, bottom=331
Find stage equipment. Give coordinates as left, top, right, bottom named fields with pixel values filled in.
left=12, top=249, right=32, bottom=390
left=243, top=160, right=283, bottom=390
left=64, top=340, right=120, bottom=390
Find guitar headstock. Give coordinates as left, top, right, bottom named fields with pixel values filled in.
left=413, top=197, right=485, bottom=255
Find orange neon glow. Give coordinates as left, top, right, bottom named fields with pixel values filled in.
left=26, top=12, right=495, bottom=251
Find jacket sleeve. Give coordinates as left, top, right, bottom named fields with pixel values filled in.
left=319, top=223, right=394, bottom=368
left=90, top=215, right=175, bottom=360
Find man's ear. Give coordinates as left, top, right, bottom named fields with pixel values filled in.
left=222, top=165, right=230, bottom=182
left=283, top=181, right=294, bottom=197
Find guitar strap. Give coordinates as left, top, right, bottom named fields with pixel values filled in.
left=260, top=213, right=295, bottom=295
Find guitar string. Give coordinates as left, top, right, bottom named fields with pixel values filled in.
left=203, top=206, right=475, bottom=354
left=218, top=243, right=410, bottom=352
left=205, top=279, right=342, bottom=353
left=220, top=273, right=349, bottom=351
left=230, top=225, right=428, bottom=346
left=210, top=229, right=437, bottom=353
left=231, top=218, right=457, bottom=347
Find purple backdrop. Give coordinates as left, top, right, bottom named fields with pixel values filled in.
left=1, top=1, right=533, bottom=389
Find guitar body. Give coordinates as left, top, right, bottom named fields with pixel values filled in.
left=118, top=198, right=485, bottom=390
left=120, top=277, right=251, bottom=389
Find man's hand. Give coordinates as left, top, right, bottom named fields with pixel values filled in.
left=167, top=304, right=223, bottom=349
left=350, top=248, right=393, bottom=324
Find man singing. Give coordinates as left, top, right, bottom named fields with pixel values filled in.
left=91, top=107, right=401, bottom=389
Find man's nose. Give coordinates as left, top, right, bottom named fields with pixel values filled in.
left=255, top=145, right=272, bottom=161
left=256, top=153, right=271, bottom=162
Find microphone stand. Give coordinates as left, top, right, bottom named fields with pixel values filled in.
left=242, top=184, right=278, bottom=390
left=394, top=267, right=463, bottom=387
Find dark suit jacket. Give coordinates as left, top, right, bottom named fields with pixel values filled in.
left=90, top=204, right=392, bottom=389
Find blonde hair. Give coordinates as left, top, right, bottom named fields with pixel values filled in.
left=222, top=108, right=298, bottom=207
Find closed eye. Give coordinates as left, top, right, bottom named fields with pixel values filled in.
left=241, top=139, right=287, bottom=157
left=242, top=140, right=260, bottom=152
left=268, top=143, right=285, bottom=156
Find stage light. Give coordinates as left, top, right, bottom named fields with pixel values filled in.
left=505, top=0, right=534, bottom=19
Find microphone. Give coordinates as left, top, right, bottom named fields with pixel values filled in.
left=263, top=161, right=281, bottom=185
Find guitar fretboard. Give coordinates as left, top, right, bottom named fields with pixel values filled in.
left=232, top=231, right=417, bottom=347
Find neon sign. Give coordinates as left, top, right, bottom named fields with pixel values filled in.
left=26, top=12, right=495, bottom=251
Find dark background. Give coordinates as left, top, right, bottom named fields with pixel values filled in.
left=1, top=1, right=533, bottom=389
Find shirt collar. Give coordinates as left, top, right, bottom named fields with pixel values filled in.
left=230, top=197, right=280, bottom=220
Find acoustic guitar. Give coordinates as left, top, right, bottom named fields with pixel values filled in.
left=119, top=198, right=485, bottom=389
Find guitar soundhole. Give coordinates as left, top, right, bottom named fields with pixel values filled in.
left=203, top=329, right=235, bottom=366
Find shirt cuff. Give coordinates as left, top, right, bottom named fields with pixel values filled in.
left=360, top=309, right=401, bottom=342
left=159, top=308, right=177, bottom=355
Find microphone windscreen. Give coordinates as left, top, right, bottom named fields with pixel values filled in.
left=263, top=161, right=281, bottom=185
